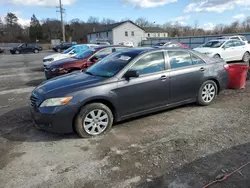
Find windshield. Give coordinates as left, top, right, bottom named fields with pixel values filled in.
left=74, top=49, right=95, bottom=59
left=18, top=44, right=24, bottom=47
left=63, top=46, right=74, bottom=54
left=85, top=51, right=137, bottom=77
left=200, top=41, right=225, bottom=48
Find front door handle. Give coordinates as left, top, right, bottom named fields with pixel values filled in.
left=160, top=75, right=167, bottom=81
left=200, top=67, right=206, bottom=72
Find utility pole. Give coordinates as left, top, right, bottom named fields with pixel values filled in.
left=57, top=0, right=66, bottom=42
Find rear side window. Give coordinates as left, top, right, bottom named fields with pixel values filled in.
left=168, top=51, right=192, bottom=69
left=190, top=53, right=205, bottom=65
left=130, top=52, right=165, bottom=75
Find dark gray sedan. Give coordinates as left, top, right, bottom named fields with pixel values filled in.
left=30, top=48, right=229, bottom=138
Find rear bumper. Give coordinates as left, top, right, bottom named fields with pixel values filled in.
left=30, top=105, right=77, bottom=134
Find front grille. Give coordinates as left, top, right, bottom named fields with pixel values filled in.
left=30, top=95, right=38, bottom=107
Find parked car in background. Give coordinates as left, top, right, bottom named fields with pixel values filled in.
left=194, top=39, right=250, bottom=63
left=10, top=43, right=40, bottom=54
left=154, top=41, right=189, bottom=48
left=119, top=41, right=134, bottom=47
left=96, top=41, right=111, bottom=45
left=44, top=45, right=128, bottom=79
left=0, top=48, right=4, bottom=53
left=217, top=35, right=248, bottom=44
left=52, top=42, right=77, bottom=52
left=31, top=47, right=229, bottom=138
left=43, top=44, right=99, bottom=67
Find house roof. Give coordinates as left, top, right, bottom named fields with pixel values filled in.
left=143, top=27, right=167, bottom=33
left=89, top=21, right=144, bottom=34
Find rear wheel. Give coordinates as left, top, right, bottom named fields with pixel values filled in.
left=34, top=49, right=39, bottom=53
left=75, top=103, right=113, bottom=138
left=57, top=48, right=61, bottom=53
left=197, top=80, right=218, bottom=106
left=242, top=52, right=250, bottom=64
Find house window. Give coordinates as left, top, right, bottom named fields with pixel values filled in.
left=131, top=31, right=134, bottom=36
left=148, top=33, right=150, bottom=37
left=106, top=32, right=109, bottom=37
left=164, top=33, right=166, bottom=37
left=158, top=33, right=160, bottom=37
left=96, top=33, right=98, bottom=37
left=125, top=31, right=128, bottom=37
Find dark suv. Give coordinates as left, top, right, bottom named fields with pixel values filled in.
left=10, top=43, right=41, bottom=54
left=30, top=48, right=229, bottom=138
left=52, top=42, right=77, bottom=52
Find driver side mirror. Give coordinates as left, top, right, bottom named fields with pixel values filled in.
left=124, top=70, right=139, bottom=79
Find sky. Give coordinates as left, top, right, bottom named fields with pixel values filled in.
left=0, top=0, right=250, bottom=30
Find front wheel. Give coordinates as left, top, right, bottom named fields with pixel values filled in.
left=75, top=103, right=113, bottom=138
left=213, top=54, right=221, bottom=59
left=34, top=49, right=39, bottom=53
left=242, top=52, right=250, bottom=64
left=15, top=50, right=20, bottom=54
left=57, top=48, right=61, bottom=53
left=197, top=80, right=218, bottom=106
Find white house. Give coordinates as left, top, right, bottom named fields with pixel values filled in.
left=87, top=21, right=168, bottom=47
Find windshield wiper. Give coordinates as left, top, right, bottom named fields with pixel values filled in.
left=85, top=71, right=94, bottom=76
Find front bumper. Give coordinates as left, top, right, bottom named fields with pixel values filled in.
left=30, top=104, right=77, bottom=134
left=44, top=69, right=66, bottom=79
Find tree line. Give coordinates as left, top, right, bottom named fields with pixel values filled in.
left=1, top=12, right=250, bottom=43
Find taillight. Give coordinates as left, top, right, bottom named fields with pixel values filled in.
left=224, top=64, right=230, bottom=70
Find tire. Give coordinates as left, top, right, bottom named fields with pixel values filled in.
left=242, top=52, right=250, bottom=64
left=75, top=103, right=114, bottom=138
left=15, top=50, right=20, bottom=54
left=213, top=54, right=220, bottom=59
left=57, top=48, right=61, bottom=53
left=197, top=80, right=218, bottom=106
left=34, top=49, right=39, bottom=53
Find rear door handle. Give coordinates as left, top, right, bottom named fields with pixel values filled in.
left=160, top=75, right=167, bottom=81
left=200, top=67, right=206, bottom=72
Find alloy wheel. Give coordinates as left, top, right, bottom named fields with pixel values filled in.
left=201, top=83, right=216, bottom=103
left=83, top=109, right=109, bottom=135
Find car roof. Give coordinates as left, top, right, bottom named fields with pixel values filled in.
left=93, top=45, right=127, bottom=50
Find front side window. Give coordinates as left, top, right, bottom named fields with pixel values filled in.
left=125, top=31, right=128, bottom=37
left=224, top=41, right=235, bottom=48
left=94, top=48, right=112, bottom=59
left=130, top=52, right=165, bottom=75
left=233, top=41, right=245, bottom=47
left=201, top=41, right=225, bottom=48
left=168, top=51, right=192, bottom=69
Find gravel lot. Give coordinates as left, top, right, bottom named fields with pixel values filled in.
left=0, top=52, right=250, bottom=188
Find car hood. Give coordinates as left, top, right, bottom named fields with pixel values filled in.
left=33, top=72, right=105, bottom=97
left=48, top=57, right=78, bottom=68
left=44, top=53, right=69, bottom=60
left=193, top=47, right=217, bottom=53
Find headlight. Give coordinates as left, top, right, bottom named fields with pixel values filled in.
left=40, top=97, right=72, bottom=107
left=51, top=67, right=64, bottom=72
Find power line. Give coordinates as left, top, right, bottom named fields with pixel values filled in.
left=57, top=0, right=66, bottom=42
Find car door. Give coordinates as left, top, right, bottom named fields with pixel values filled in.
left=232, top=40, right=247, bottom=61
left=21, top=44, right=28, bottom=53
left=168, top=50, right=206, bottom=104
left=27, top=44, right=34, bottom=52
left=115, top=51, right=170, bottom=116
left=221, top=41, right=235, bottom=61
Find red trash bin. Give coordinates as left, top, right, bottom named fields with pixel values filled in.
left=228, top=64, right=249, bottom=89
